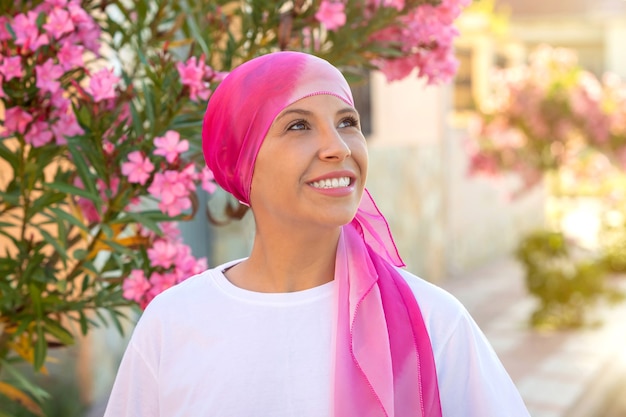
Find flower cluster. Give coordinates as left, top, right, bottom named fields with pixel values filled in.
left=467, top=45, right=626, bottom=196
left=123, top=222, right=207, bottom=309
left=0, top=0, right=216, bottom=316
left=368, top=0, right=472, bottom=83
left=311, top=0, right=470, bottom=84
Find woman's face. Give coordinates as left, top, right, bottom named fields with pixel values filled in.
left=250, top=94, right=368, bottom=231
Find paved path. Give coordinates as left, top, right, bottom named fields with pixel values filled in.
left=441, top=257, right=626, bottom=417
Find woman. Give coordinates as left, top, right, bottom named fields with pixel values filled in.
left=104, top=51, right=530, bottom=416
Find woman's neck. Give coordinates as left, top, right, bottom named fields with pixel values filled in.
left=225, top=225, right=341, bottom=293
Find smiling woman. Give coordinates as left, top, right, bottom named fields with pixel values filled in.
left=102, top=51, right=531, bottom=417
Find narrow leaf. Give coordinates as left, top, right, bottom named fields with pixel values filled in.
left=0, top=382, right=44, bottom=417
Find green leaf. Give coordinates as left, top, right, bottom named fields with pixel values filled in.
left=35, top=227, right=68, bottom=264
left=25, top=192, right=66, bottom=222
left=0, top=140, right=18, bottom=171
left=78, top=311, right=89, bottom=335
left=29, top=284, right=43, bottom=317
left=47, top=206, right=90, bottom=233
left=66, top=142, right=99, bottom=200
left=108, top=308, right=127, bottom=336
left=46, top=181, right=101, bottom=204
left=0, top=359, right=50, bottom=402
left=43, top=319, right=75, bottom=346
left=180, top=0, right=210, bottom=56
left=33, top=324, right=47, bottom=371
left=142, top=80, right=156, bottom=127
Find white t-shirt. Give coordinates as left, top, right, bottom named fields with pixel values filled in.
left=104, top=260, right=530, bottom=417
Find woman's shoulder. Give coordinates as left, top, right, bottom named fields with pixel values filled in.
left=394, top=268, right=471, bottom=335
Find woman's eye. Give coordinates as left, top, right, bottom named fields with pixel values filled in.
left=338, top=116, right=359, bottom=129
left=287, top=120, right=308, bottom=131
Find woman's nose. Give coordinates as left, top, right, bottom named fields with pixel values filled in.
left=318, top=127, right=351, bottom=161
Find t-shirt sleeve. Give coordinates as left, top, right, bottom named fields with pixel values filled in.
left=103, top=340, right=159, bottom=417
left=397, top=269, right=530, bottom=417
left=434, top=309, right=531, bottom=417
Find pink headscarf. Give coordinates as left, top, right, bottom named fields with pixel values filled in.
left=202, top=51, right=441, bottom=417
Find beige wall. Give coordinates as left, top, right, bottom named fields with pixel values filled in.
left=365, top=73, right=544, bottom=281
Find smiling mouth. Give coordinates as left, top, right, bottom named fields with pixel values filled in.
left=309, top=176, right=351, bottom=189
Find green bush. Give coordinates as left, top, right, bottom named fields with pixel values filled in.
left=516, top=230, right=610, bottom=329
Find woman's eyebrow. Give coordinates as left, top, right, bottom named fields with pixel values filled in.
left=275, top=107, right=358, bottom=122
left=275, top=108, right=313, bottom=122
left=337, top=107, right=359, bottom=117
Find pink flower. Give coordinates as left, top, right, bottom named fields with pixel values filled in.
left=24, top=121, right=54, bottom=147
left=0, top=56, right=24, bottom=81
left=315, top=1, right=346, bottom=31
left=199, top=166, right=217, bottom=193
left=159, top=222, right=181, bottom=240
left=4, top=107, right=33, bottom=135
left=103, top=140, right=115, bottom=155
left=176, top=57, right=212, bottom=101
left=74, top=177, right=101, bottom=223
left=123, top=270, right=152, bottom=303
left=147, top=239, right=178, bottom=269
left=11, top=11, right=50, bottom=51
left=43, top=7, right=75, bottom=39
left=57, top=42, right=84, bottom=71
left=36, top=59, right=65, bottom=95
left=172, top=243, right=207, bottom=282
left=51, top=111, right=84, bottom=145
left=148, top=170, right=192, bottom=216
left=382, top=0, right=405, bottom=10
left=147, top=271, right=177, bottom=298
left=0, top=17, right=12, bottom=41
left=121, top=151, right=154, bottom=185
left=87, top=68, right=120, bottom=102
left=154, top=130, right=189, bottom=164
left=97, top=176, right=120, bottom=200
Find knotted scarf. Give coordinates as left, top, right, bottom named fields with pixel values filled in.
left=202, top=51, right=442, bottom=417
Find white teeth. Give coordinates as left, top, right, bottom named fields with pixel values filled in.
left=310, top=177, right=351, bottom=189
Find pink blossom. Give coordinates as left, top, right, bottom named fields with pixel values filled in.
left=4, top=107, right=33, bottom=135
left=148, top=170, right=193, bottom=216
left=66, top=4, right=101, bottom=52
left=45, top=0, right=71, bottom=8
left=373, top=56, right=416, bottom=82
left=172, top=243, right=207, bottom=282
left=103, top=141, right=115, bottom=155
left=178, top=164, right=198, bottom=192
left=24, top=121, right=54, bottom=147
left=0, top=56, right=24, bottom=81
left=147, top=271, right=177, bottom=298
left=122, top=269, right=152, bottom=303
left=87, top=68, right=120, bottom=102
left=159, top=222, right=181, bottom=240
left=154, top=130, right=189, bottom=163
left=147, top=239, right=178, bottom=269
left=36, top=59, right=65, bottom=95
left=315, top=1, right=346, bottom=31
left=57, top=42, right=84, bottom=71
left=74, top=177, right=101, bottom=223
left=11, top=11, right=50, bottom=51
left=51, top=111, right=84, bottom=145
left=121, top=151, right=154, bottom=185
left=0, top=17, right=12, bottom=41
left=382, top=0, right=405, bottom=10
left=199, top=166, right=217, bottom=193
left=43, top=8, right=75, bottom=39
left=176, top=57, right=212, bottom=101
